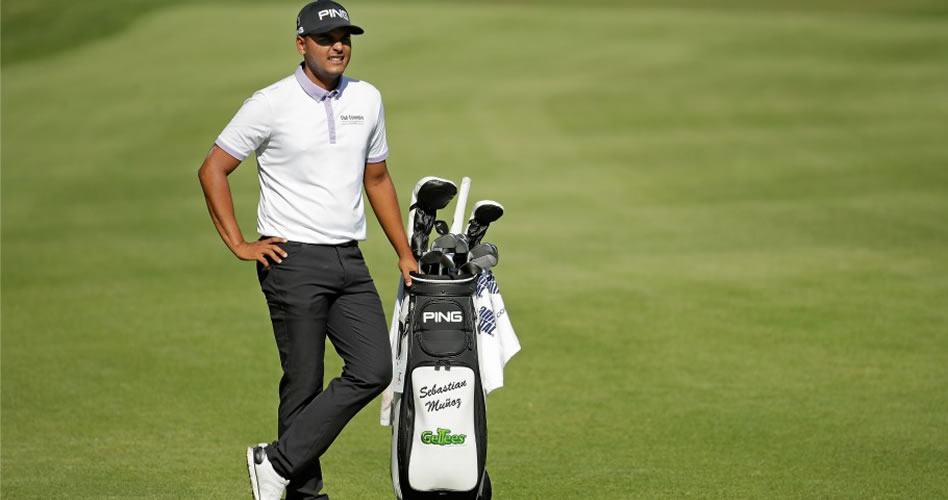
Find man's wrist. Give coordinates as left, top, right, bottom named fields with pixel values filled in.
left=227, top=237, right=249, bottom=254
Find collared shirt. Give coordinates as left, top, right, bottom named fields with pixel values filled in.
left=216, top=64, right=389, bottom=244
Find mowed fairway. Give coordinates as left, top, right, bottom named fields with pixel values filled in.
left=3, top=1, right=948, bottom=498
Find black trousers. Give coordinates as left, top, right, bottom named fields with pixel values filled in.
left=256, top=240, right=391, bottom=500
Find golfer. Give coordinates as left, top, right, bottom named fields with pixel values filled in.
left=197, top=1, right=415, bottom=499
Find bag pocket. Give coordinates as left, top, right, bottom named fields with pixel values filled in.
left=407, top=365, right=479, bottom=492
left=415, top=299, right=471, bottom=356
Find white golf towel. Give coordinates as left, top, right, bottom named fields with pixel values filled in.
left=379, top=271, right=520, bottom=426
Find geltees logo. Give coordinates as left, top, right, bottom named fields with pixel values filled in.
left=420, top=428, right=467, bottom=446
left=339, top=114, right=364, bottom=125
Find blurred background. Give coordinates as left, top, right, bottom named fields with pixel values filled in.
left=2, top=0, right=947, bottom=498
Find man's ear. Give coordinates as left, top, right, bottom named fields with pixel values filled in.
left=296, top=36, right=306, bottom=56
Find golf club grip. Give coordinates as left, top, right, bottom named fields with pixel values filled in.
left=450, top=177, right=472, bottom=234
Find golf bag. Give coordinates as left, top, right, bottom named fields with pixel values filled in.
left=391, top=272, right=491, bottom=500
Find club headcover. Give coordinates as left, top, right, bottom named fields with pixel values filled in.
left=409, top=177, right=458, bottom=258
left=411, top=177, right=458, bottom=211
left=465, top=200, right=504, bottom=247
left=470, top=200, right=504, bottom=224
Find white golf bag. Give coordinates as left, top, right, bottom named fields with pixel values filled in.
left=391, top=272, right=491, bottom=500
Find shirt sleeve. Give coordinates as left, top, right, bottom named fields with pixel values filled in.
left=366, top=97, right=389, bottom=164
left=215, top=91, right=272, bottom=161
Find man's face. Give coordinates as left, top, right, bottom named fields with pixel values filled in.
left=297, top=28, right=352, bottom=82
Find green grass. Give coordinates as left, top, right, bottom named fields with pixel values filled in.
left=3, top=1, right=948, bottom=498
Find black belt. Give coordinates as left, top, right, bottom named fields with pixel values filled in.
left=261, top=236, right=358, bottom=248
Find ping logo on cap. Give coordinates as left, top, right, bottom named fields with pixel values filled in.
left=318, top=8, right=349, bottom=21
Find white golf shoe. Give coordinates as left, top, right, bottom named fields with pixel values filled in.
left=247, top=443, right=289, bottom=500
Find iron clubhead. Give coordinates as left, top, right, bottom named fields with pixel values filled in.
left=458, top=261, right=484, bottom=276
left=431, top=233, right=460, bottom=253
left=469, top=242, right=499, bottom=262
left=419, top=250, right=455, bottom=276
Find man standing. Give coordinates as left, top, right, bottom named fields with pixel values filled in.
left=198, top=2, right=415, bottom=499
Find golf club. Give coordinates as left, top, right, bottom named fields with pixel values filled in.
left=419, top=250, right=456, bottom=276
left=458, top=261, right=483, bottom=276
left=409, top=177, right=457, bottom=260
left=465, top=200, right=504, bottom=247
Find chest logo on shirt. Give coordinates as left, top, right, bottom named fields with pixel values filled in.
left=339, top=114, right=365, bottom=126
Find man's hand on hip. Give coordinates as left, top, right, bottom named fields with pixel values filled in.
left=234, top=237, right=289, bottom=267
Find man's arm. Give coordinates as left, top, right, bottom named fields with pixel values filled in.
left=198, top=145, right=287, bottom=266
left=364, top=160, right=417, bottom=285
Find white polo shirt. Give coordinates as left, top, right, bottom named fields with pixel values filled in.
left=216, top=64, right=389, bottom=244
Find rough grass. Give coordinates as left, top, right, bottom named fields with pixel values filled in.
left=2, top=1, right=948, bottom=498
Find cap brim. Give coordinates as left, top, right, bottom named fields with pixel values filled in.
left=304, top=21, right=365, bottom=36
